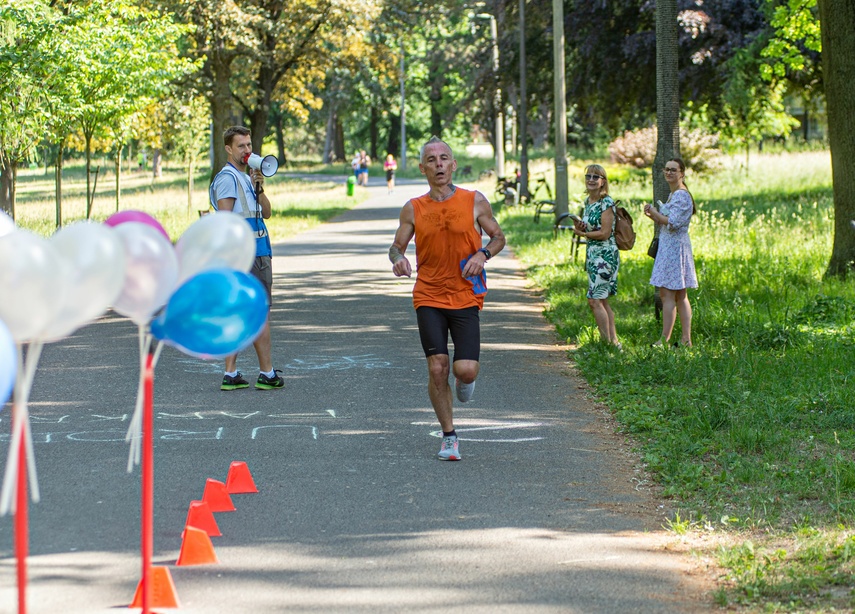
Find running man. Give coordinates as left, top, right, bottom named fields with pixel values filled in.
left=388, top=136, right=506, bottom=460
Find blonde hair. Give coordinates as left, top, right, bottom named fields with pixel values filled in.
left=584, top=164, right=610, bottom=201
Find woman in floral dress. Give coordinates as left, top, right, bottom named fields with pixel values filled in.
left=572, top=164, right=620, bottom=348
left=643, top=157, right=698, bottom=347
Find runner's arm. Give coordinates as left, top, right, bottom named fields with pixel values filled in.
left=462, top=192, right=505, bottom=278
left=389, top=202, right=415, bottom=278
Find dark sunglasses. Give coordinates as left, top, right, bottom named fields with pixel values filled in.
left=584, top=174, right=603, bottom=181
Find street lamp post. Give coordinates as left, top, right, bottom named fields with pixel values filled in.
left=519, top=0, right=528, bottom=199
left=551, top=0, right=568, bottom=218
left=399, top=39, right=407, bottom=171
left=477, top=13, right=504, bottom=179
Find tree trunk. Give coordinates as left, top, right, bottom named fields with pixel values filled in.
left=386, top=113, right=401, bottom=159
left=209, top=54, right=235, bottom=181
left=55, top=139, right=64, bottom=228
left=0, top=155, right=16, bottom=220
left=531, top=105, right=550, bottom=149
left=187, top=152, right=194, bottom=214
left=323, top=105, right=336, bottom=164
left=153, top=149, right=163, bottom=179
left=430, top=105, right=442, bottom=140
left=115, top=145, right=122, bottom=212
left=275, top=116, right=286, bottom=166
left=369, top=106, right=379, bottom=160
left=249, top=102, right=269, bottom=155
left=429, top=63, right=443, bottom=138
left=334, top=117, right=345, bottom=162
left=819, top=0, right=855, bottom=278
left=85, top=131, right=93, bottom=218
left=653, top=0, right=680, bottom=209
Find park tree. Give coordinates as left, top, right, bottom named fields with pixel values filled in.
left=0, top=2, right=64, bottom=219
left=817, top=0, right=855, bottom=277
left=164, top=0, right=378, bottom=179
left=70, top=0, right=194, bottom=218
left=654, top=0, right=681, bottom=209
left=563, top=1, right=770, bottom=141
left=720, top=42, right=798, bottom=172
left=161, top=93, right=211, bottom=214
left=760, top=0, right=854, bottom=276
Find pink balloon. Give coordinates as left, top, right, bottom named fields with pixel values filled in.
left=105, top=210, right=170, bottom=242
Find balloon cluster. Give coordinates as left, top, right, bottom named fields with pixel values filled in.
left=0, top=209, right=270, bottom=509
left=0, top=209, right=268, bottom=358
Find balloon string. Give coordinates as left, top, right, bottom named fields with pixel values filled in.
left=125, top=327, right=149, bottom=471
left=125, top=329, right=161, bottom=472
left=0, top=342, right=43, bottom=516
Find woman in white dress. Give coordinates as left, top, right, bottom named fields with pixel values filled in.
left=643, top=158, right=698, bottom=347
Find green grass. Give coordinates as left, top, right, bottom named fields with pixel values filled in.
left=12, top=161, right=366, bottom=239
left=496, top=150, right=855, bottom=611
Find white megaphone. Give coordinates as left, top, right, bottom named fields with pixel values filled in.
left=242, top=153, right=279, bottom=177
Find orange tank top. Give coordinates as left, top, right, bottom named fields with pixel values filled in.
left=411, top=187, right=485, bottom=310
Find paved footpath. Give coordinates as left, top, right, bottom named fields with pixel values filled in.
left=0, top=180, right=713, bottom=613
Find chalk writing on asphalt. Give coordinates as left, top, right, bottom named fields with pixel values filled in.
left=282, top=354, right=392, bottom=371
left=412, top=420, right=547, bottom=443
left=176, top=354, right=392, bottom=374
left=0, top=411, right=332, bottom=443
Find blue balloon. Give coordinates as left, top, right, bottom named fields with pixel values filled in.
left=151, top=268, right=269, bottom=360
left=0, top=319, right=15, bottom=407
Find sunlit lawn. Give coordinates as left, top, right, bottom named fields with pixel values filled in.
left=12, top=161, right=364, bottom=239
left=495, top=150, right=855, bottom=612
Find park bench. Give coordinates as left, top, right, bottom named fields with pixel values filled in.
left=553, top=207, right=586, bottom=262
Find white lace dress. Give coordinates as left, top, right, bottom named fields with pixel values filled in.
left=649, top=189, right=698, bottom=290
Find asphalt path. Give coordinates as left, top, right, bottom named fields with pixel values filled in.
left=0, top=177, right=712, bottom=613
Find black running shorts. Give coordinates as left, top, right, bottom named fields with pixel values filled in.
left=415, top=306, right=480, bottom=362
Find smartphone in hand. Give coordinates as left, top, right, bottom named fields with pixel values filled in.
left=568, top=214, right=583, bottom=224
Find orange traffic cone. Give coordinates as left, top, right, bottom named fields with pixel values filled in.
left=225, top=461, right=259, bottom=494
left=176, top=526, right=219, bottom=566
left=130, top=566, right=180, bottom=608
left=202, top=478, right=236, bottom=512
left=184, top=500, right=221, bottom=536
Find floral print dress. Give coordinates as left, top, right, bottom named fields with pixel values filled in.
left=649, top=189, right=698, bottom=290
left=582, top=195, right=619, bottom=299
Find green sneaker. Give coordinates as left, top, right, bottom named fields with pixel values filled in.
left=221, top=372, right=249, bottom=391
left=256, top=369, right=285, bottom=390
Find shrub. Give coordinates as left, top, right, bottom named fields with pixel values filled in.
left=608, top=125, right=721, bottom=173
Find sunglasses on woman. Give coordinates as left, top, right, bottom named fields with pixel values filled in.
left=584, top=174, right=602, bottom=181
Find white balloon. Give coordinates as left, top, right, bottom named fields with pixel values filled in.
left=0, top=229, right=68, bottom=342
left=113, top=222, right=178, bottom=326
left=175, top=211, right=256, bottom=284
left=41, top=222, right=127, bottom=341
left=0, top=211, right=14, bottom=238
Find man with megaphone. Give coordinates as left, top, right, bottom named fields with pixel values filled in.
left=209, top=125, right=284, bottom=391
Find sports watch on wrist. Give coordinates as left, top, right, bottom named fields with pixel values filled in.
left=478, top=247, right=492, bottom=261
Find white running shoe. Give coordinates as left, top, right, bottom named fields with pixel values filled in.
left=455, top=378, right=475, bottom=403
left=437, top=435, right=461, bottom=461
